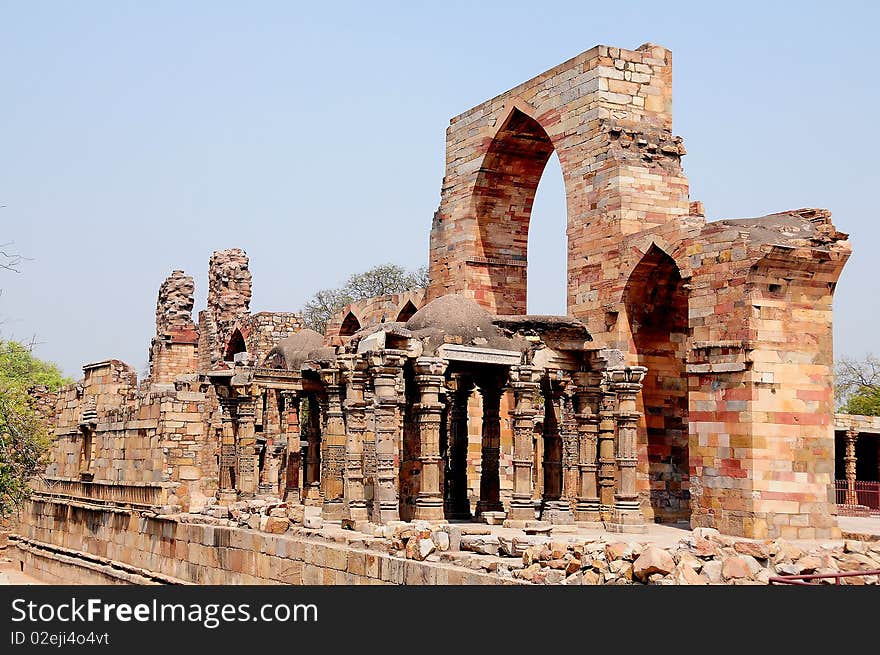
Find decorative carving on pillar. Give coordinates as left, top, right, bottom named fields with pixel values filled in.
left=844, top=429, right=859, bottom=506
left=597, top=376, right=617, bottom=520
left=444, top=373, right=474, bottom=520
left=368, top=350, right=406, bottom=523
left=607, top=366, right=648, bottom=533
left=475, top=373, right=506, bottom=517
left=413, top=357, right=448, bottom=521
left=319, top=367, right=346, bottom=520
left=506, top=365, right=540, bottom=525
left=573, top=371, right=602, bottom=526
left=234, top=391, right=259, bottom=498
left=302, top=394, right=323, bottom=505
left=280, top=391, right=301, bottom=504
left=217, top=394, right=238, bottom=505
left=339, top=355, right=368, bottom=528
left=539, top=375, right=574, bottom=524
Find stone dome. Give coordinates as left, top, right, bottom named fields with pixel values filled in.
left=406, top=294, right=493, bottom=333
left=263, top=328, right=327, bottom=370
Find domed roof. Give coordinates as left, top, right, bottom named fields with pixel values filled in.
left=263, top=328, right=328, bottom=370
left=406, top=294, right=493, bottom=333
left=405, top=294, right=527, bottom=355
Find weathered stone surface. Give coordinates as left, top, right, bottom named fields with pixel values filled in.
left=460, top=535, right=500, bottom=556
left=632, top=546, right=675, bottom=582
left=722, top=557, right=753, bottom=580
left=263, top=517, right=289, bottom=534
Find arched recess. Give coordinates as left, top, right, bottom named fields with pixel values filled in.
left=473, top=106, right=560, bottom=316
left=224, top=329, right=247, bottom=362
left=396, top=300, right=418, bottom=323
left=624, top=245, right=690, bottom=523
left=339, top=312, right=361, bottom=337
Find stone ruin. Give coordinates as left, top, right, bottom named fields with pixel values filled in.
left=10, top=43, right=867, bottom=585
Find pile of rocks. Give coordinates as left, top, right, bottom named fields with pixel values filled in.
left=508, top=528, right=880, bottom=585
left=179, top=497, right=311, bottom=534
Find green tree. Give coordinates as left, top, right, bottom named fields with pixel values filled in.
left=301, top=263, right=428, bottom=334
left=835, top=354, right=880, bottom=416
left=0, top=340, right=71, bottom=518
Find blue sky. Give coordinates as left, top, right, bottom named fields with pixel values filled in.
left=1, top=1, right=877, bottom=377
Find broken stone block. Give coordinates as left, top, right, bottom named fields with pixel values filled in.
left=524, top=521, right=552, bottom=536
left=702, top=560, right=723, bottom=583
left=734, top=540, right=770, bottom=559
left=263, top=516, right=290, bottom=534
left=605, top=541, right=629, bottom=562
left=286, top=504, right=305, bottom=524
left=269, top=507, right=287, bottom=518
left=481, top=511, right=506, bottom=525
left=460, top=535, right=500, bottom=555
left=722, top=556, right=752, bottom=580
left=632, top=546, right=675, bottom=582
left=844, top=540, right=868, bottom=554
left=303, top=515, right=323, bottom=529
left=434, top=531, right=450, bottom=552
left=672, top=562, right=707, bottom=585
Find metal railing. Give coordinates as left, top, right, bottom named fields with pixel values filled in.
left=769, top=569, right=880, bottom=585
left=835, top=480, right=880, bottom=516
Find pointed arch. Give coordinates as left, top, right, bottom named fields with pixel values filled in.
left=224, top=328, right=247, bottom=362
left=472, top=106, right=560, bottom=315
left=339, top=311, right=361, bottom=337
left=624, top=244, right=690, bottom=524
left=396, top=300, right=418, bottom=323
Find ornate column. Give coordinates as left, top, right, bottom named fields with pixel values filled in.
left=506, top=365, right=540, bottom=525
left=573, top=371, right=602, bottom=526
left=303, top=394, right=323, bottom=505
left=217, top=394, right=238, bottom=505
left=340, top=356, right=369, bottom=528
left=369, top=350, right=406, bottom=524
left=319, top=367, right=346, bottom=520
left=561, top=384, right=580, bottom=507
left=413, top=357, right=447, bottom=521
left=845, top=429, right=859, bottom=506
left=597, top=374, right=617, bottom=520
left=235, top=392, right=259, bottom=497
left=607, top=366, right=647, bottom=533
left=444, top=373, right=474, bottom=519
left=280, top=391, right=301, bottom=503
left=476, top=376, right=505, bottom=517
left=540, top=378, right=573, bottom=524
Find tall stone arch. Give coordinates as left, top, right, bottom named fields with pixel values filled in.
left=427, top=43, right=690, bottom=322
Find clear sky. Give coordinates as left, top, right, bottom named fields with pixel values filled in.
left=1, top=1, right=877, bottom=378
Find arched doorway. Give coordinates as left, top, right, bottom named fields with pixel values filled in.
left=224, top=329, right=246, bottom=362
left=396, top=300, right=418, bottom=323
left=474, top=107, right=561, bottom=316
left=624, top=245, right=690, bottom=523
left=339, top=311, right=361, bottom=337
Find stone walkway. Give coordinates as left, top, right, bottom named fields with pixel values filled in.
left=0, top=555, right=45, bottom=585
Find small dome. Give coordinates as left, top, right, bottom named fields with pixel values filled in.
left=263, top=328, right=326, bottom=370
left=406, top=294, right=492, bottom=333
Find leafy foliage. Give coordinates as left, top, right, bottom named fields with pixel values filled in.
left=0, top=340, right=71, bottom=518
left=301, top=263, right=428, bottom=333
left=835, top=354, right=880, bottom=416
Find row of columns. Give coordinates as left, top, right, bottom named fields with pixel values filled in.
left=215, top=356, right=647, bottom=531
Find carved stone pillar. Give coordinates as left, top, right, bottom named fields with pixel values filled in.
left=217, top=395, right=238, bottom=505
left=506, top=365, right=540, bottom=525
left=597, top=377, right=617, bottom=520
left=340, top=356, right=368, bottom=528
left=319, top=368, right=346, bottom=520
left=413, top=357, right=447, bottom=521
left=444, top=373, right=474, bottom=519
left=370, top=351, right=406, bottom=523
left=281, top=392, right=301, bottom=503
left=845, top=429, right=859, bottom=506
left=235, top=393, right=259, bottom=497
left=540, top=378, right=573, bottom=524
left=573, top=371, right=602, bottom=526
left=476, top=377, right=505, bottom=517
left=303, top=394, right=323, bottom=505
left=607, top=366, right=647, bottom=533
left=561, top=386, right=580, bottom=507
